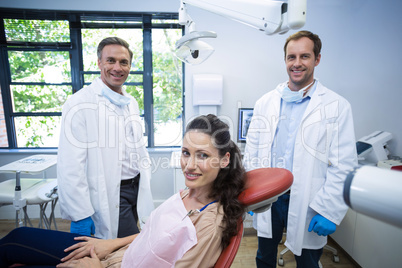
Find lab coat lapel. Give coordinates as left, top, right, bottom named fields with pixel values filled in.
left=301, top=81, right=325, bottom=123
left=298, top=82, right=326, bottom=157
left=268, top=85, right=283, bottom=140
left=271, top=90, right=282, bottom=119
left=261, top=89, right=281, bottom=168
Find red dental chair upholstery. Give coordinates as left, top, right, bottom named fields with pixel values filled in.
left=214, top=168, right=293, bottom=268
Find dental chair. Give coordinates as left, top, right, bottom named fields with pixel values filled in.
left=215, top=167, right=294, bottom=268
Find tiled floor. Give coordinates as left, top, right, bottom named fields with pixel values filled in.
left=232, top=232, right=358, bottom=267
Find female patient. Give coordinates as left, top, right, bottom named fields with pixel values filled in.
left=0, top=114, right=246, bottom=268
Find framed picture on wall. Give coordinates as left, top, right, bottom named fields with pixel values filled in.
left=238, top=108, right=253, bottom=142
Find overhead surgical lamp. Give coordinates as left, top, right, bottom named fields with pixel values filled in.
left=175, top=31, right=217, bottom=65
left=175, top=0, right=307, bottom=64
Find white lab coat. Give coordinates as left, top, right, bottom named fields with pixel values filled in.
left=57, top=78, right=154, bottom=239
left=244, top=80, right=357, bottom=255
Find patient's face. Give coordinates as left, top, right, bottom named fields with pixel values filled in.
left=180, top=131, right=229, bottom=193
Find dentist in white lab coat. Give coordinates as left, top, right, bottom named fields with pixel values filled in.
left=57, top=37, right=154, bottom=240
left=244, top=31, right=357, bottom=268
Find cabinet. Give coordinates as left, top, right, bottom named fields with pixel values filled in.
left=331, top=209, right=402, bottom=268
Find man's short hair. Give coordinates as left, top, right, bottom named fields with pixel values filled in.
left=284, top=30, right=322, bottom=59
left=97, top=37, right=133, bottom=63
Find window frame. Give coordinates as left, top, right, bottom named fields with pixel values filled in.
left=0, top=8, right=184, bottom=149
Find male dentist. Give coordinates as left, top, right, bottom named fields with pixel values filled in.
left=244, top=31, right=357, bottom=267
left=58, top=37, right=154, bottom=239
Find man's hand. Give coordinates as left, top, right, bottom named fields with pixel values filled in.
left=70, top=217, right=95, bottom=236
left=308, top=214, right=336, bottom=236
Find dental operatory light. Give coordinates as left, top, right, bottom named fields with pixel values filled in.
left=175, top=1, right=217, bottom=65
left=175, top=0, right=307, bottom=65
left=175, top=30, right=217, bottom=65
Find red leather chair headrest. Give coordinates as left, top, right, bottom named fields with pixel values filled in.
left=239, top=168, right=293, bottom=209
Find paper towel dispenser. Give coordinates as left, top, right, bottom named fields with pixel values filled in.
left=192, top=74, right=223, bottom=105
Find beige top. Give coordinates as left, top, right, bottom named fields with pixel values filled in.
left=100, top=190, right=225, bottom=268
left=175, top=191, right=225, bottom=267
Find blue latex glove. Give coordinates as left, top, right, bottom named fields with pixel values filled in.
left=247, top=211, right=254, bottom=216
left=70, top=216, right=95, bottom=236
left=308, top=214, right=336, bottom=236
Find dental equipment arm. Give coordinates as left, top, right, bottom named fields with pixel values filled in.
left=344, top=166, right=402, bottom=228
left=175, top=0, right=307, bottom=64
left=179, top=0, right=306, bottom=35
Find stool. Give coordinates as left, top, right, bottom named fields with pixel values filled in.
left=0, top=154, right=58, bottom=228
left=0, top=178, right=58, bottom=229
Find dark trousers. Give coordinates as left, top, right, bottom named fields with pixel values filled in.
left=0, top=227, right=81, bottom=267
left=256, top=194, right=323, bottom=268
left=118, top=175, right=140, bottom=238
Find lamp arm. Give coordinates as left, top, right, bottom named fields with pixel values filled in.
left=181, top=0, right=306, bottom=35
left=177, top=1, right=218, bottom=49
left=179, top=1, right=196, bottom=32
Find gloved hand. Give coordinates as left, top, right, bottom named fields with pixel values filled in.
left=247, top=211, right=254, bottom=216
left=308, top=214, right=336, bottom=236
left=70, top=216, right=95, bottom=236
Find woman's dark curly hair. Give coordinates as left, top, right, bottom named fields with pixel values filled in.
left=185, top=114, right=246, bottom=249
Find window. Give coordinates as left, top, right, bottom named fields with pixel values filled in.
left=0, top=9, right=183, bottom=148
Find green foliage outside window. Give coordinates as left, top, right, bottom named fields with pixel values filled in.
left=3, top=17, right=183, bottom=148
left=152, top=29, right=183, bottom=123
